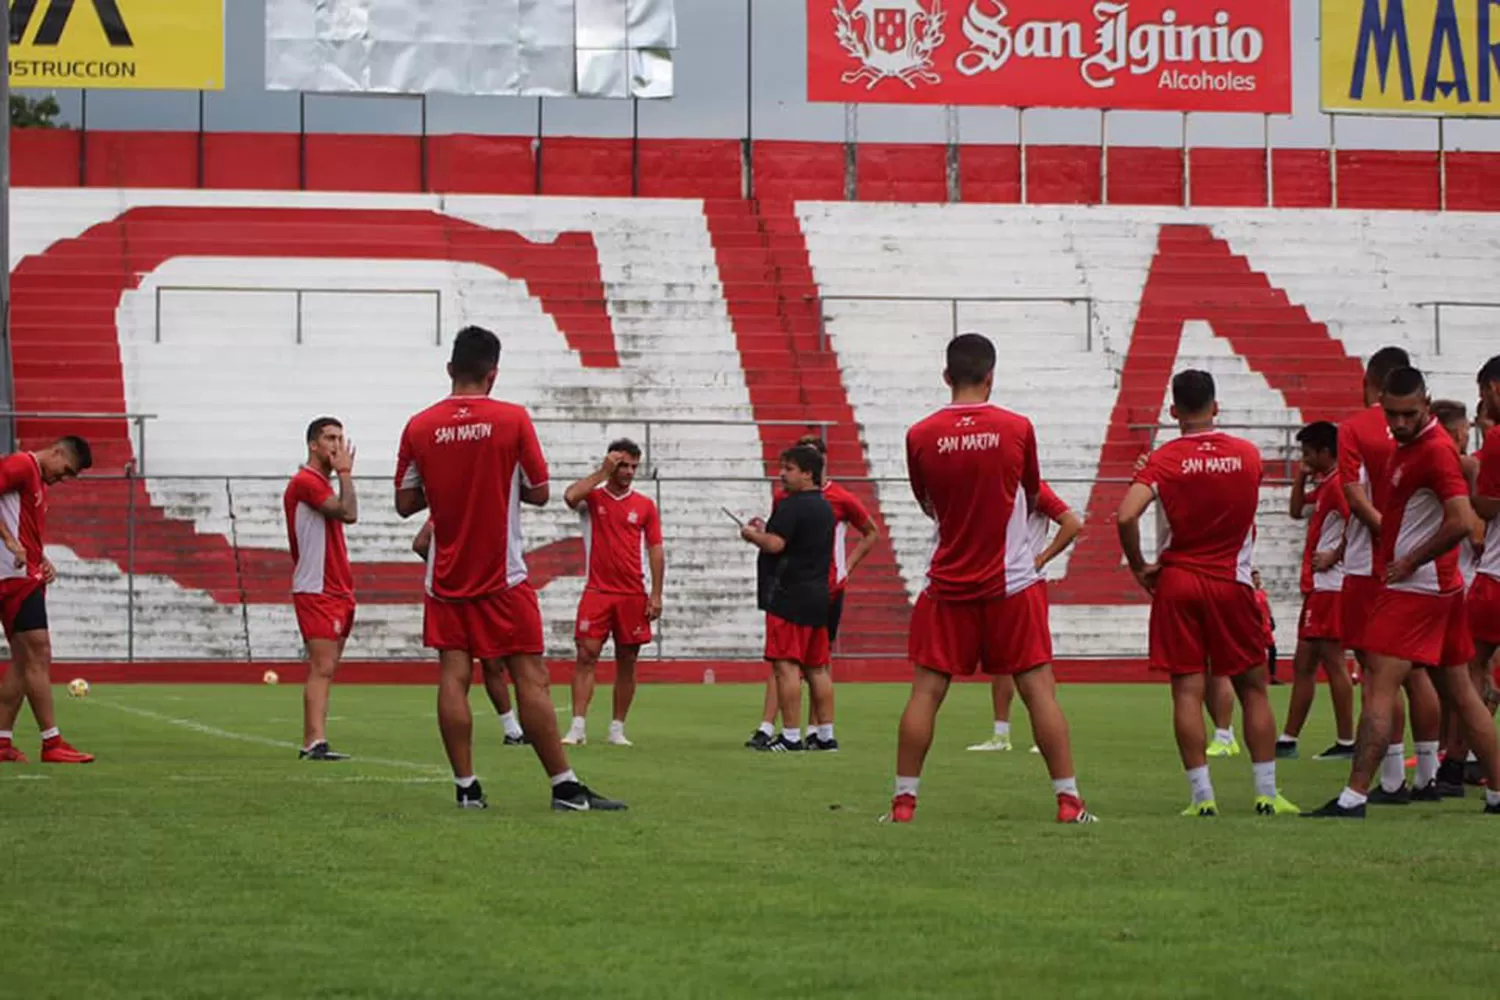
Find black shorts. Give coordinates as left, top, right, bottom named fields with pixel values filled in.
left=2, top=584, right=47, bottom=639
left=827, top=590, right=846, bottom=644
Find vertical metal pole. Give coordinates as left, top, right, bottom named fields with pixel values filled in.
left=944, top=106, right=959, bottom=203
left=136, top=415, right=148, bottom=477
left=1263, top=113, right=1273, bottom=206
left=644, top=420, right=653, bottom=477
left=295, top=290, right=304, bottom=344
left=653, top=471, right=663, bottom=660
left=0, top=20, right=12, bottom=453
left=1181, top=112, right=1190, bottom=208
left=744, top=0, right=754, bottom=200
left=78, top=89, right=88, bottom=186
left=298, top=92, right=307, bottom=190
left=1100, top=110, right=1108, bottom=205
left=126, top=463, right=136, bottom=662
left=843, top=104, right=857, bottom=201
left=1434, top=304, right=1443, bottom=355
left=950, top=299, right=959, bottom=340
left=1328, top=114, right=1338, bottom=208
left=630, top=98, right=640, bottom=197
left=419, top=95, right=429, bottom=193
left=196, top=90, right=206, bottom=188
left=1437, top=116, right=1447, bottom=211
left=1018, top=108, right=1028, bottom=204
left=534, top=99, right=544, bottom=195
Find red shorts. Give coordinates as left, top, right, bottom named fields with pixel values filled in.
left=1363, top=587, right=1474, bottom=668
left=764, top=614, right=830, bottom=668
left=1297, top=590, right=1342, bottom=644
left=575, top=589, right=652, bottom=646
left=907, top=581, right=1052, bottom=677
left=293, top=593, right=355, bottom=643
left=0, top=578, right=46, bottom=639
left=1149, top=568, right=1262, bottom=677
left=423, top=583, right=544, bottom=659
left=1469, top=574, right=1500, bottom=647
left=1340, top=575, right=1381, bottom=651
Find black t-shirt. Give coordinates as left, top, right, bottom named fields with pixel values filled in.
left=757, top=489, right=834, bottom=627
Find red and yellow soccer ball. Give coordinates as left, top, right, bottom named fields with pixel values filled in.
left=67, top=678, right=90, bottom=698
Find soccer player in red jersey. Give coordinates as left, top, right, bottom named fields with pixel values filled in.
left=966, top=480, right=1081, bottom=753
left=1117, top=370, right=1298, bottom=817
left=562, top=439, right=664, bottom=747
left=283, top=418, right=357, bottom=761
left=412, top=520, right=528, bottom=746
left=395, top=325, right=624, bottom=812
left=747, top=434, right=878, bottom=752
left=1308, top=366, right=1500, bottom=817
left=888, top=334, right=1095, bottom=824
left=1275, top=421, right=1356, bottom=761
left=0, top=436, right=95, bottom=764
left=1338, top=346, right=1443, bottom=803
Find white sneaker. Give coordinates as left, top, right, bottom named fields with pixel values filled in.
left=966, top=735, right=1013, bottom=752
left=561, top=731, right=586, bottom=746
left=1028, top=745, right=1041, bottom=754
left=607, top=731, right=633, bottom=747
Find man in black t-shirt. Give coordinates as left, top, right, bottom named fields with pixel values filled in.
left=740, top=444, right=835, bottom=752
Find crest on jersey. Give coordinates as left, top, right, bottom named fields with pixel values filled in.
left=627, top=511, right=640, bottom=525
left=833, top=0, right=946, bottom=90
left=1391, top=467, right=1403, bottom=488
left=955, top=415, right=976, bottom=428
left=454, top=406, right=471, bottom=420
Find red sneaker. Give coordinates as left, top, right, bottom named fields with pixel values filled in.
left=1056, top=793, right=1099, bottom=824
left=883, top=793, right=917, bottom=823
left=41, top=740, right=94, bottom=764
left=0, top=744, right=29, bottom=763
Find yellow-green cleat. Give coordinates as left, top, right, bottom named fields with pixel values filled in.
left=1206, top=736, right=1242, bottom=758
left=1182, top=800, right=1218, bottom=817
left=1255, top=793, right=1301, bottom=816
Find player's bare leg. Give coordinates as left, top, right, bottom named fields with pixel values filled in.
left=1205, top=674, right=1240, bottom=757
left=887, top=665, right=952, bottom=820
left=803, top=664, right=836, bottom=750
left=1170, top=671, right=1217, bottom=814
left=767, top=658, right=805, bottom=750
left=746, top=673, right=780, bottom=749
left=480, top=659, right=526, bottom=745
left=1307, top=653, right=1411, bottom=817
left=504, top=652, right=627, bottom=811
left=1014, top=664, right=1094, bottom=822
left=1323, top=645, right=1357, bottom=746
left=565, top=639, right=603, bottom=745
left=968, top=675, right=1016, bottom=751
left=1279, top=641, right=1319, bottom=753
left=1356, top=649, right=1411, bottom=798
left=0, top=629, right=90, bottom=764
left=437, top=649, right=477, bottom=785
left=1232, top=667, right=1297, bottom=814
left=1405, top=668, right=1444, bottom=796
left=607, top=643, right=641, bottom=745
left=1426, top=666, right=1500, bottom=812
left=299, top=637, right=349, bottom=760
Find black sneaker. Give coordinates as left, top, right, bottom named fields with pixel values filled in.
left=1303, top=796, right=1366, bottom=819
left=1484, top=799, right=1500, bottom=815
left=1436, top=759, right=1466, bottom=798
left=503, top=733, right=530, bottom=746
left=551, top=782, right=628, bottom=812
left=767, top=735, right=805, bottom=753
left=1369, top=782, right=1412, bottom=805
left=298, top=741, right=351, bottom=761
left=1464, top=759, right=1486, bottom=786
left=456, top=781, right=488, bottom=809
left=808, top=735, right=840, bottom=752
left=1312, top=742, right=1356, bottom=761
left=1411, top=779, right=1444, bottom=802
left=745, top=730, right=773, bottom=750
left=1275, top=740, right=1299, bottom=760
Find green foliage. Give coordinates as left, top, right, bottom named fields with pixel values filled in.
left=10, top=94, right=62, bottom=128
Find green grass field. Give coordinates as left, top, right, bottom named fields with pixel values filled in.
left=5, top=680, right=1499, bottom=999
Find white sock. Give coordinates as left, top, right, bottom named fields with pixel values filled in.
left=1252, top=760, right=1278, bottom=799
left=1381, top=744, right=1406, bottom=792
left=39, top=726, right=59, bottom=741
left=1337, top=738, right=1355, bottom=747
left=895, top=775, right=920, bottom=798
left=782, top=727, right=801, bottom=743
left=1415, top=741, right=1441, bottom=787
left=454, top=775, right=477, bottom=789
left=0, top=730, right=12, bottom=742
left=757, top=721, right=775, bottom=737
left=1051, top=777, right=1079, bottom=798
left=817, top=724, right=834, bottom=741
left=994, top=720, right=1011, bottom=738
left=1186, top=765, right=1215, bottom=804
left=1487, top=788, right=1500, bottom=807
left=609, top=719, right=625, bottom=733
left=1467, top=751, right=1479, bottom=763
left=1214, top=727, right=1234, bottom=744
left=1337, top=786, right=1368, bottom=809
left=498, top=711, right=523, bottom=738
left=1277, top=733, right=1296, bottom=744
left=549, top=769, right=578, bottom=788
left=569, top=716, right=586, bottom=734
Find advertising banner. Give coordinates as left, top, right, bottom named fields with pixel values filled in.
left=807, top=0, right=1292, bottom=113
left=8, top=0, right=224, bottom=91
left=1321, top=0, right=1500, bottom=116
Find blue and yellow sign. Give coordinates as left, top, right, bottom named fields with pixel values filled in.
left=1322, top=0, right=1500, bottom=116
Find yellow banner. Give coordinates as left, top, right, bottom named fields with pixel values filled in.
left=1322, top=0, right=1500, bottom=116
left=9, top=0, right=223, bottom=90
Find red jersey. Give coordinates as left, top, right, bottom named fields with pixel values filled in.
left=773, top=479, right=872, bottom=591
left=1299, top=472, right=1349, bottom=595
left=1026, top=481, right=1070, bottom=560
left=1132, top=431, right=1262, bottom=585
left=0, top=452, right=47, bottom=586
left=578, top=486, right=662, bottom=595
left=905, top=403, right=1041, bottom=601
left=1378, top=418, right=1470, bottom=595
left=1476, top=426, right=1500, bottom=583
left=1339, top=403, right=1397, bottom=577
left=283, top=465, right=353, bottom=599
left=395, top=395, right=548, bottom=599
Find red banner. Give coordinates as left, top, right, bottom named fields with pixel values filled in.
left=807, top=0, right=1292, bottom=113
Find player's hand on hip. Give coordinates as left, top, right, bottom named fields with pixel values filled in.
left=647, top=595, right=662, bottom=621
left=1133, top=563, right=1161, bottom=594
left=1312, top=550, right=1339, bottom=572
left=1385, top=556, right=1416, bottom=584
left=5, top=540, right=23, bottom=570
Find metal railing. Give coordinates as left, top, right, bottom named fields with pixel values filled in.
left=1416, top=300, right=1500, bottom=357
left=528, top=417, right=832, bottom=478
left=819, top=294, right=1097, bottom=352
left=1, top=410, right=158, bottom=473
left=1127, top=422, right=1305, bottom=481
left=152, top=285, right=444, bottom=346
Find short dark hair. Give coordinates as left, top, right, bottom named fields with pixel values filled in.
left=1478, top=354, right=1500, bottom=387
left=607, top=438, right=641, bottom=459
left=797, top=433, right=828, bottom=456
left=1382, top=366, right=1427, bottom=398
left=306, top=417, right=342, bottom=444
left=1170, top=369, right=1216, bottom=415
left=58, top=435, right=92, bottom=471
left=946, top=333, right=996, bottom=389
left=450, top=325, right=501, bottom=382
left=1295, top=420, right=1337, bottom=454
left=780, top=444, right=824, bottom=485
left=1366, top=346, right=1411, bottom=389
left=1431, top=399, right=1468, bottom=427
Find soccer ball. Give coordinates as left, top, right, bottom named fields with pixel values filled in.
left=67, top=678, right=89, bottom=698
left=262, top=670, right=280, bottom=686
